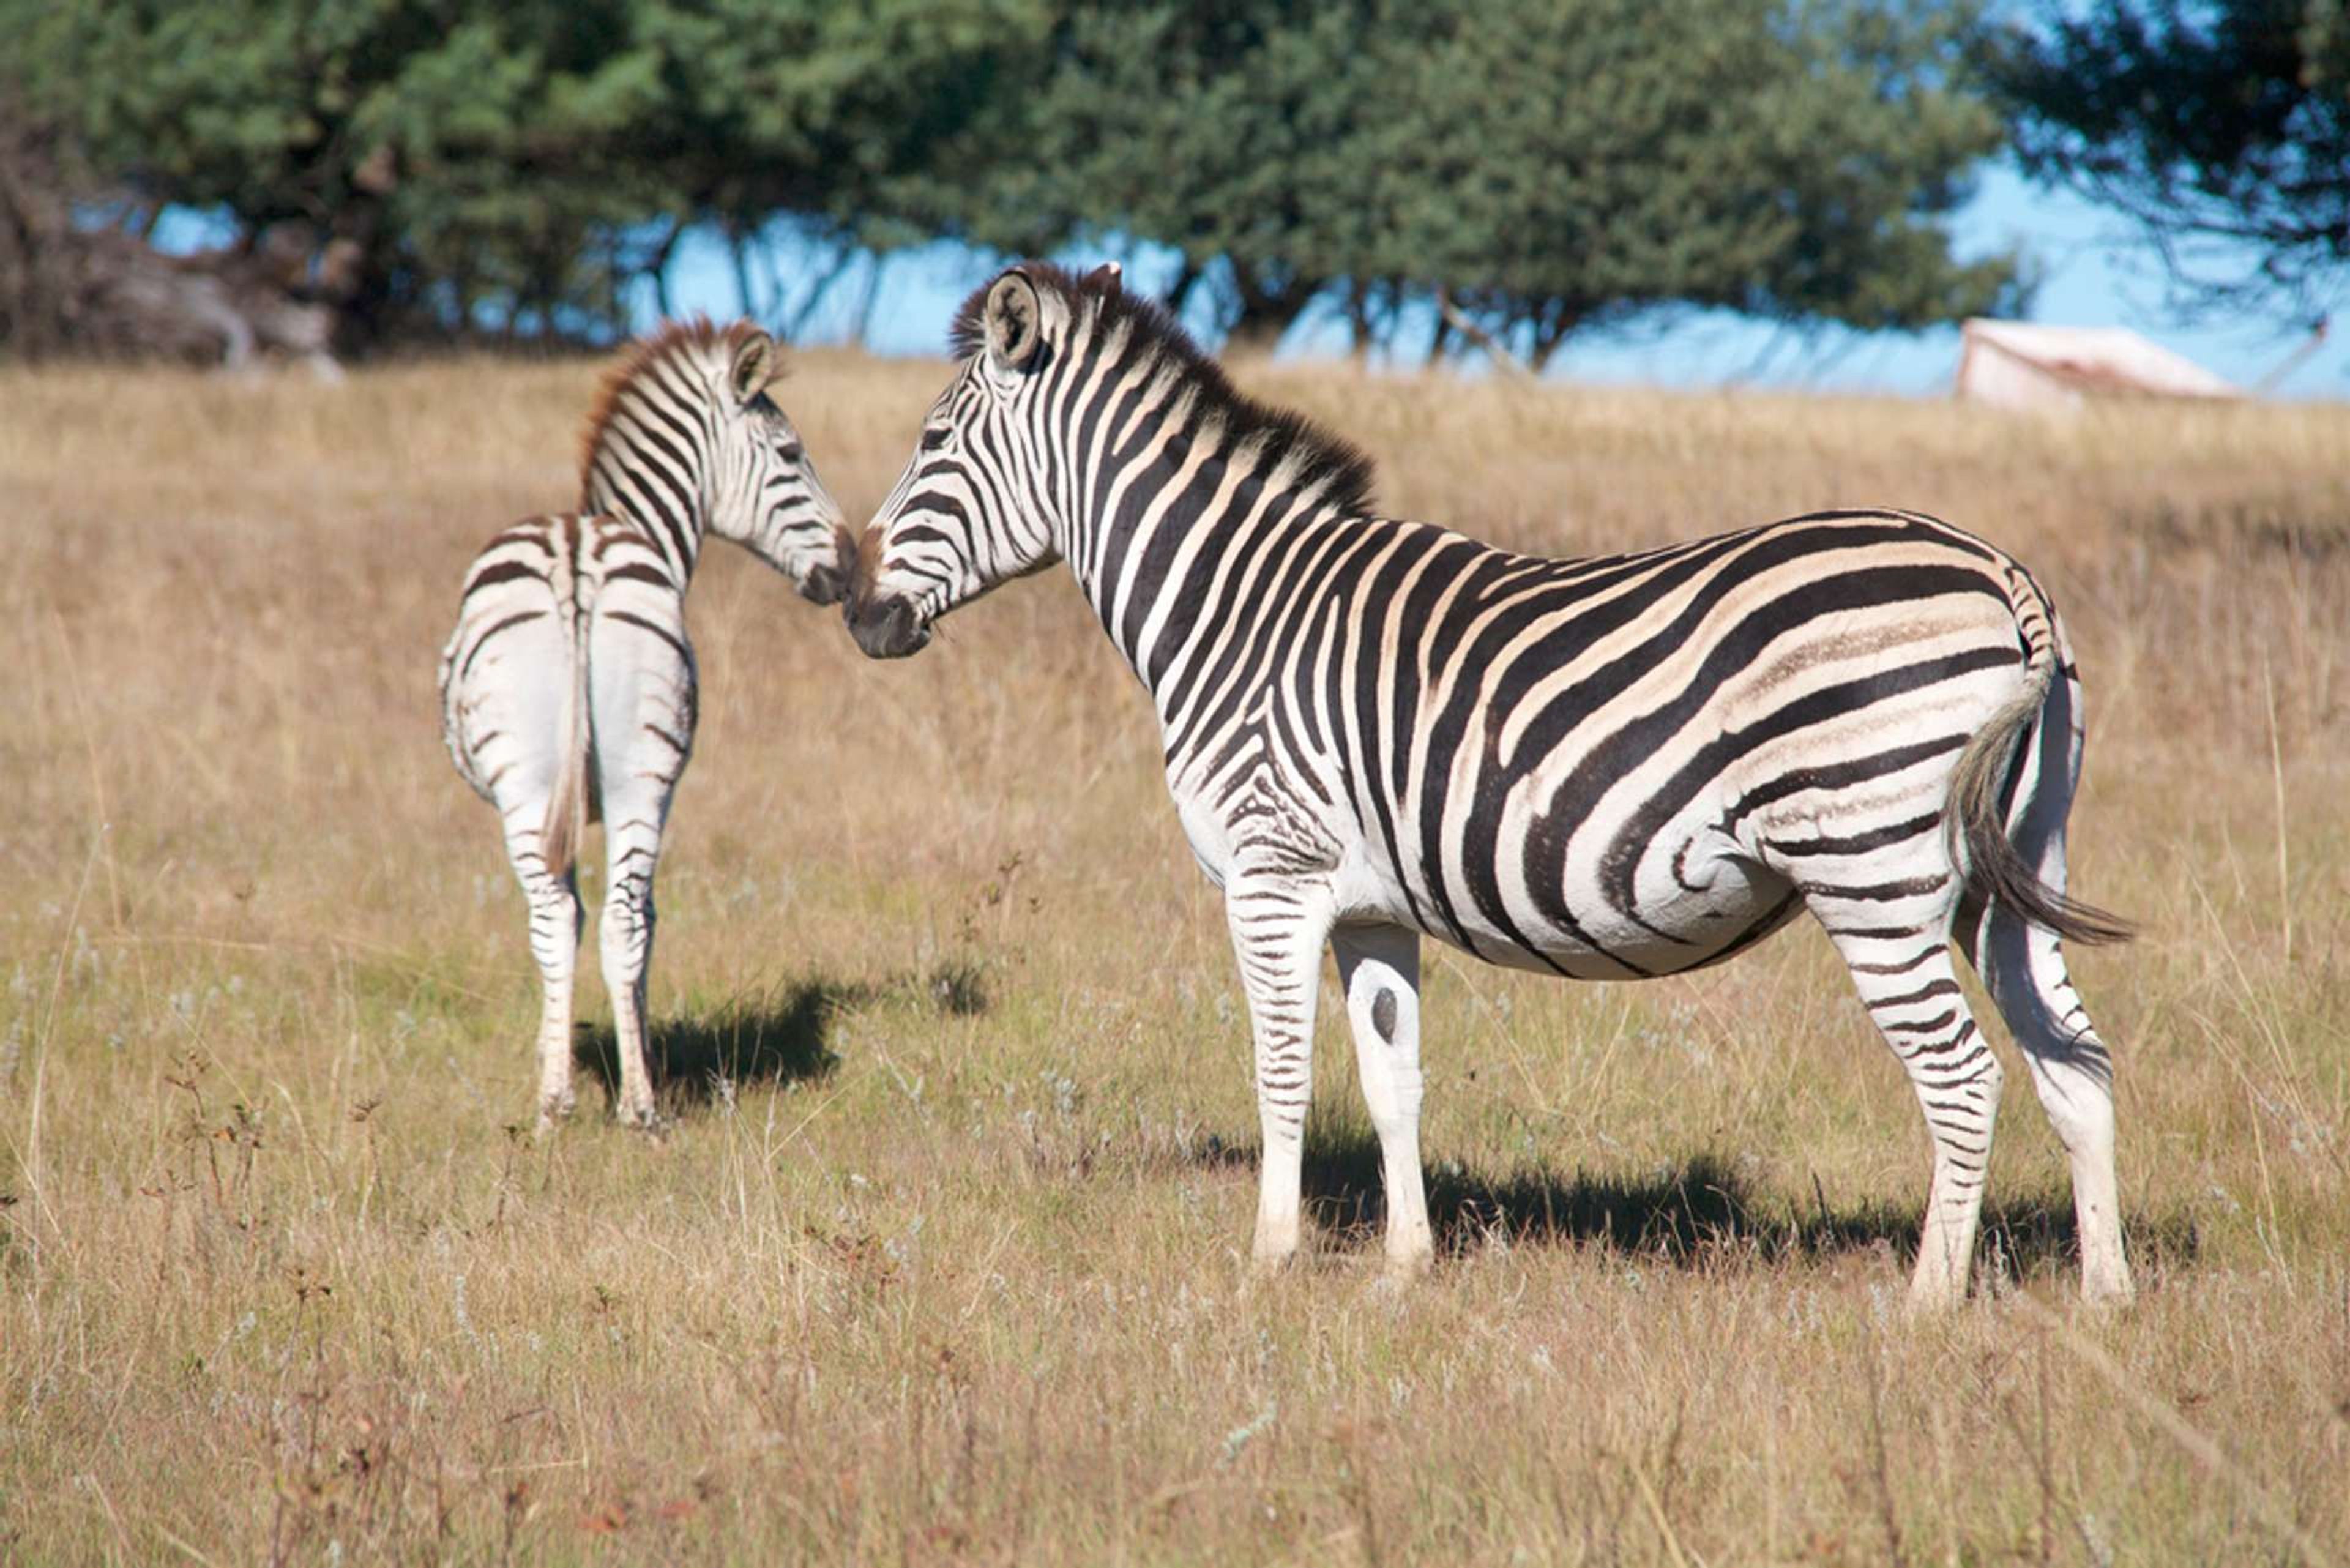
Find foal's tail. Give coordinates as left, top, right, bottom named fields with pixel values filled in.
left=538, top=530, right=594, bottom=884
left=1944, top=566, right=2133, bottom=946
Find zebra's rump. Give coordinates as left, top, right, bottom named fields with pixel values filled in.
left=1308, top=510, right=2035, bottom=979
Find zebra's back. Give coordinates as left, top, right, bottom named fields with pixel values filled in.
left=1185, top=508, right=2050, bottom=980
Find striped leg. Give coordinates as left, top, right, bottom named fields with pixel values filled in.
left=1823, top=920, right=2001, bottom=1311
left=1961, top=671, right=2132, bottom=1304
left=589, top=610, right=691, bottom=1132
left=1973, top=913, right=2128, bottom=1303
left=1226, top=873, right=1334, bottom=1269
left=597, top=813, right=663, bottom=1129
left=504, top=816, right=583, bottom=1133
left=1332, top=923, right=1433, bottom=1278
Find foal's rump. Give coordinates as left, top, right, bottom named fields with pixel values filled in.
left=579, top=518, right=695, bottom=823
left=439, top=516, right=582, bottom=819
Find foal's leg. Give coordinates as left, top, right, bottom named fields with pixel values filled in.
left=594, top=789, right=667, bottom=1130
left=589, top=605, right=693, bottom=1132
left=501, top=808, right=583, bottom=1133
left=1331, top=922, right=1433, bottom=1278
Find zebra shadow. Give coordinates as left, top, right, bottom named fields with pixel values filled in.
left=573, top=977, right=857, bottom=1112
left=1269, top=1130, right=2201, bottom=1279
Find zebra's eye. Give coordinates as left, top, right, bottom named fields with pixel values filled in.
left=777, top=440, right=804, bottom=465
left=920, top=426, right=951, bottom=452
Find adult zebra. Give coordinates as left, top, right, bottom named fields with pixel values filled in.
left=846, top=264, right=2135, bottom=1310
left=442, top=320, right=851, bottom=1131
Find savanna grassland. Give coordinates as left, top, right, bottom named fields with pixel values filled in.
left=2, top=347, right=2347, bottom=1566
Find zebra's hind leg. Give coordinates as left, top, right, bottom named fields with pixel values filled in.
left=1967, top=909, right=2131, bottom=1304
left=505, top=818, right=583, bottom=1135
left=1958, top=672, right=2133, bottom=1305
left=1819, top=917, right=2002, bottom=1312
left=597, top=813, right=664, bottom=1130
left=1225, top=872, right=1335, bottom=1271
left=1332, top=922, right=1433, bottom=1279
left=589, top=600, right=690, bottom=1135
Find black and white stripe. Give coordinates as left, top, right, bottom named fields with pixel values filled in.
left=441, top=321, right=850, bottom=1130
left=847, top=264, right=2133, bottom=1307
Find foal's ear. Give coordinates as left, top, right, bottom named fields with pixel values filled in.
left=985, top=271, right=1043, bottom=373
left=728, top=329, right=779, bottom=405
left=1083, top=261, right=1122, bottom=292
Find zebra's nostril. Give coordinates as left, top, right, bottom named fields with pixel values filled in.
left=800, top=563, right=847, bottom=607
left=848, top=594, right=924, bottom=659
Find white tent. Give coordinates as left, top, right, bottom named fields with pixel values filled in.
left=1955, top=319, right=2242, bottom=411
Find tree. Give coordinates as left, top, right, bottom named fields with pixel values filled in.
left=1987, top=0, right=2350, bottom=316
left=952, top=0, right=2016, bottom=365
left=2, top=0, right=1050, bottom=349
left=1366, top=0, right=2020, bottom=368
left=946, top=0, right=1398, bottom=349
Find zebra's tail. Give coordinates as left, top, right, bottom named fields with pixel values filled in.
left=539, top=537, right=593, bottom=884
left=1945, top=568, right=2133, bottom=946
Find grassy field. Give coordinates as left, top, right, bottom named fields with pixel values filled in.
left=2, top=346, right=2347, bottom=1564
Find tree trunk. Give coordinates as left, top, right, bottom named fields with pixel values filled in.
left=1225, top=268, right=1318, bottom=356
left=852, top=251, right=890, bottom=346
left=1434, top=288, right=1532, bottom=378
left=1342, top=277, right=1375, bottom=362
left=1528, top=305, right=1584, bottom=373
left=1164, top=258, right=1200, bottom=319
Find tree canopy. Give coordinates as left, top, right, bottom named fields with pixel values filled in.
left=1988, top=0, right=2350, bottom=317
left=4, top=0, right=2019, bottom=362
left=2, top=0, right=1049, bottom=345
left=1365, top=0, right=2018, bottom=365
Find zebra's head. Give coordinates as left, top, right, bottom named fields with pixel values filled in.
left=847, top=263, right=1119, bottom=659
left=707, top=330, right=856, bottom=606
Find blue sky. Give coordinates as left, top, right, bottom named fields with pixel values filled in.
left=644, top=159, right=2345, bottom=399
left=154, top=156, right=2346, bottom=399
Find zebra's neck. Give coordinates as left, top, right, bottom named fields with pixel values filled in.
left=1031, top=298, right=1379, bottom=728
left=1054, top=383, right=1367, bottom=728
left=581, top=393, right=712, bottom=583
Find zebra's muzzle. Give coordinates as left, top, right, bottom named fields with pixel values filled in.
left=799, top=561, right=849, bottom=607
left=846, top=592, right=929, bottom=659
left=797, top=526, right=858, bottom=607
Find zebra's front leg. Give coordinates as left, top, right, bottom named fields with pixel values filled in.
left=1225, top=873, right=1335, bottom=1271
left=1332, top=922, right=1433, bottom=1279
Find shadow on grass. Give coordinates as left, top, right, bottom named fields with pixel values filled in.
left=572, top=960, right=993, bottom=1114
left=575, top=978, right=856, bottom=1109
left=1195, top=1129, right=2201, bottom=1279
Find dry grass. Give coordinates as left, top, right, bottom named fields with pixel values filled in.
left=2, top=348, right=2348, bottom=1564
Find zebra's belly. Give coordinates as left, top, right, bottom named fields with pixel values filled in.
left=1400, top=830, right=1802, bottom=981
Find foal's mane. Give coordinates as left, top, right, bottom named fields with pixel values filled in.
left=577, top=317, right=773, bottom=504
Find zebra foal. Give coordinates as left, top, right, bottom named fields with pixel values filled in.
left=441, top=321, right=851, bottom=1130
left=846, top=264, right=2135, bottom=1309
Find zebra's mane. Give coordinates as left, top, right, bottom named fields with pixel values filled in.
left=577, top=316, right=777, bottom=503
left=949, top=263, right=1377, bottom=518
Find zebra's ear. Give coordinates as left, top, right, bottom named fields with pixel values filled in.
left=985, top=271, right=1043, bottom=373
left=728, top=330, right=779, bottom=405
